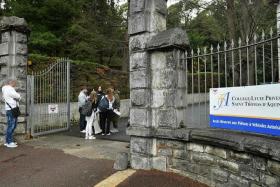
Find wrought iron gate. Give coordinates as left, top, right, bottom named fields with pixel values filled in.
left=184, top=30, right=280, bottom=129
left=27, top=58, right=70, bottom=136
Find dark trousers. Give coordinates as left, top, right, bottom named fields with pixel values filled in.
left=111, top=113, right=119, bottom=129
left=79, top=107, right=86, bottom=131
left=100, top=110, right=114, bottom=134
left=112, top=120, right=118, bottom=129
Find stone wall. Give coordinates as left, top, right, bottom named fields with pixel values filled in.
left=0, top=17, right=29, bottom=134
left=129, top=128, right=280, bottom=187
left=128, top=1, right=280, bottom=186
left=157, top=140, right=280, bottom=187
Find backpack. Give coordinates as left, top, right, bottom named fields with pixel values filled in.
left=81, top=100, right=93, bottom=116
left=98, top=96, right=109, bottom=112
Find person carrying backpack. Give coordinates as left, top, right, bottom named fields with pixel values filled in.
left=83, top=91, right=101, bottom=139
left=98, top=88, right=119, bottom=135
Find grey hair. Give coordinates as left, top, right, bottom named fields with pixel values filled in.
left=5, top=78, right=17, bottom=85
left=1, top=78, right=17, bottom=87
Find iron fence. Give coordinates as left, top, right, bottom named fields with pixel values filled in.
left=27, top=58, right=70, bottom=136
left=184, top=29, right=280, bottom=128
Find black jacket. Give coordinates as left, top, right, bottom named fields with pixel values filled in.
left=97, top=91, right=105, bottom=104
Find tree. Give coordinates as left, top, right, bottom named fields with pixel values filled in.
left=2, top=0, right=77, bottom=56
left=0, top=0, right=128, bottom=68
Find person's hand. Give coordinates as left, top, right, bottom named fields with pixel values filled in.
left=14, top=98, right=21, bottom=101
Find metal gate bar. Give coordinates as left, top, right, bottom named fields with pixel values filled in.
left=27, top=58, right=70, bottom=136
left=184, top=30, right=280, bottom=129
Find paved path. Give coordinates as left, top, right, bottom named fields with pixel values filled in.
left=0, top=133, right=209, bottom=187
left=0, top=134, right=129, bottom=187
left=0, top=144, right=114, bottom=187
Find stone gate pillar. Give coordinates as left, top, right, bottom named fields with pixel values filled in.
left=128, top=0, right=189, bottom=170
left=0, top=17, right=29, bottom=136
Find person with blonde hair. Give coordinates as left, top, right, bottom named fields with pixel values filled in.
left=84, top=91, right=101, bottom=139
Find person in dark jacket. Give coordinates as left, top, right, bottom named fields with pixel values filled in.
left=98, top=88, right=118, bottom=135
left=96, top=86, right=104, bottom=130
left=96, top=86, right=105, bottom=103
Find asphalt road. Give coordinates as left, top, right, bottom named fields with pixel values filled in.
left=0, top=144, right=115, bottom=187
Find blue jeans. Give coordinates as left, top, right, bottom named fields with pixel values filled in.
left=6, top=110, right=18, bottom=144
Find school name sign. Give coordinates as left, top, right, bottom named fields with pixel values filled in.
left=210, top=84, right=280, bottom=136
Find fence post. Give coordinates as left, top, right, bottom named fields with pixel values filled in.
left=0, top=17, right=30, bottom=136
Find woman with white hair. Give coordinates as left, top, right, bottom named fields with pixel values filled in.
left=2, top=79, right=21, bottom=148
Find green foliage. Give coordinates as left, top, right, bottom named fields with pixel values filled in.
left=167, top=0, right=276, bottom=48
left=1, top=0, right=128, bottom=68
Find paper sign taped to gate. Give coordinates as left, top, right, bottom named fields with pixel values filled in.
left=48, top=104, right=59, bottom=114
left=210, top=84, right=280, bottom=136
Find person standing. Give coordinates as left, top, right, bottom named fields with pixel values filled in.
left=78, top=86, right=88, bottom=133
left=110, top=88, right=120, bottom=133
left=2, top=79, right=21, bottom=148
left=96, top=85, right=104, bottom=129
left=84, top=91, right=99, bottom=140
left=96, top=86, right=104, bottom=103
left=98, top=88, right=117, bottom=135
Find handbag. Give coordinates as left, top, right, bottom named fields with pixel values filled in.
left=6, top=102, right=21, bottom=118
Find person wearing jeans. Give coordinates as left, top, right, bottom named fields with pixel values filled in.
left=6, top=111, right=18, bottom=145
left=2, top=79, right=21, bottom=148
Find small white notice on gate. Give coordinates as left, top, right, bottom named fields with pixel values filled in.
left=48, top=104, right=59, bottom=114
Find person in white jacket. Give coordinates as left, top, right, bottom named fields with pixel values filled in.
left=78, top=86, right=88, bottom=132
left=2, top=79, right=21, bottom=148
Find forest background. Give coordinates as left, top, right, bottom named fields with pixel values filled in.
left=0, top=0, right=277, bottom=99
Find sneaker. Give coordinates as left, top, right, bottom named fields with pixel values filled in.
left=94, top=130, right=102, bottom=134
left=101, top=133, right=105, bottom=136
left=80, top=130, right=86, bottom=133
left=110, top=128, right=119, bottom=133
left=4, top=142, right=17, bottom=146
left=88, top=136, right=96, bottom=140
left=6, top=143, right=18, bottom=148
left=106, top=133, right=111, bottom=136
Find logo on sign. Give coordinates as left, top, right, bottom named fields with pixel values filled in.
left=213, top=91, right=230, bottom=110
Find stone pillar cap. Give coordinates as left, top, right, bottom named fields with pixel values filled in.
left=147, top=28, right=189, bottom=51
left=0, top=16, right=30, bottom=33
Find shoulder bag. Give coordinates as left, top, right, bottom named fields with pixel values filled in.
left=6, top=102, right=21, bottom=118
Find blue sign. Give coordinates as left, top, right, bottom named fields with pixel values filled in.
left=210, top=84, right=280, bottom=137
